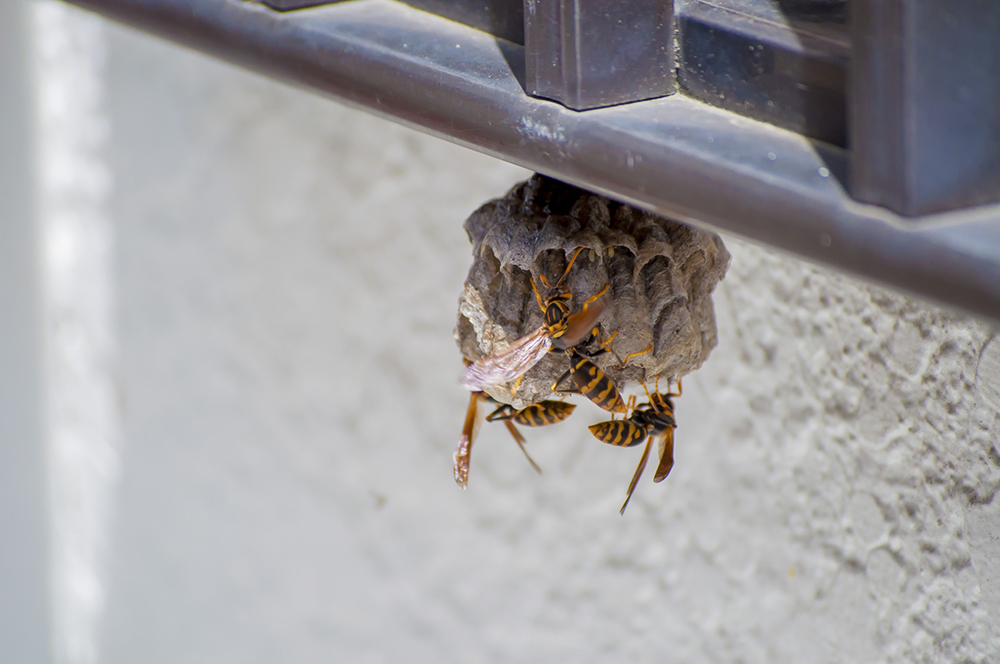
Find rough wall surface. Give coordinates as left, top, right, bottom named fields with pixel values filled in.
left=49, top=11, right=1000, bottom=664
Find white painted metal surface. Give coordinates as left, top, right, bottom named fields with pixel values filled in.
left=0, top=2, right=52, bottom=662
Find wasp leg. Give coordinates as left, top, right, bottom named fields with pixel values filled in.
left=645, top=377, right=681, bottom=417
left=590, top=328, right=625, bottom=365
left=641, top=381, right=654, bottom=404
left=620, top=436, right=654, bottom=515
left=485, top=404, right=516, bottom=422
left=503, top=421, right=543, bottom=475
left=552, top=367, right=578, bottom=393
left=570, top=327, right=618, bottom=361
left=653, top=375, right=682, bottom=398
left=619, top=344, right=653, bottom=368
left=593, top=327, right=628, bottom=366
left=614, top=394, right=637, bottom=421
left=579, top=283, right=610, bottom=311
left=598, top=329, right=619, bottom=350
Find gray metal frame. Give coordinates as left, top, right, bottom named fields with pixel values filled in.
left=63, top=0, right=1000, bottom=324
left=850, top=0, right=1000, bottom=216
left=525, top=0, right=674, bottom=110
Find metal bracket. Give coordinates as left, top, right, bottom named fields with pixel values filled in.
left=850, top=0, right=1000, bottom=216
left=525, top=0, right=675, bottom=110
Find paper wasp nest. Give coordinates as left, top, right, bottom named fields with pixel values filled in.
left=455, top=175, right=731, bottom=409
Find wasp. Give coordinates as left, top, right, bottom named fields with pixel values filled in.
left=453, top=391, right=577, bottom=488
left=550, top=326, right=655, bottom=413
left=461, top=247, right=611, bottom=392
left=587, top=379, right=680, bottom=514
left=486, top=400, right=577, bottom=429
left=551, top=334, right=628, bottom=413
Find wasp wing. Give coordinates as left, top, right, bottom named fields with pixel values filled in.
left=653, top=427, right=675, bottom=483
left=461, top=327, right=552, bottom=391
left=454, top=391, right=485, bottom=489
left=559, top=294, right=608, bottom=348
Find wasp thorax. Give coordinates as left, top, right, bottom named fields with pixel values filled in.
left=455, top=175, right=731, bottom=409
left=544, top=298, right=570, bottom=333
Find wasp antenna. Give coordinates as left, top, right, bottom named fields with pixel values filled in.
left=641, top=381, right=654, bottom=404
left=531, top=276, right=545, bottom=311
left=555, top=247, right=587, bottom=287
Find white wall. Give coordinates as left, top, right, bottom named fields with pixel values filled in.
left=0, top=2, right=51, bottom=662
left=30, top=4, right=1000, bottom=663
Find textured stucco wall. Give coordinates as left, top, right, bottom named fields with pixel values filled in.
left=37, top=5, right=1000, bottom=663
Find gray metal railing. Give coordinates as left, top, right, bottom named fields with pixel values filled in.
left=63, top=0, right=1000, bottom=324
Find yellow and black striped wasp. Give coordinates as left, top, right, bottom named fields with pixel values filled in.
left=453, top=390, right=577, bottom=488
left=587, top=379, right=681, bottom=514
left=551, top=335, right=628, bottom=414
left=461, top=247, right=611, bottom=392
left=550, top=326, right=653, bottom=414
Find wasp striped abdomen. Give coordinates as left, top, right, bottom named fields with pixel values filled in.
left=588, top=420, right=646, bottom=447
left=564, top=353, right=626, bottom=413
left=512, top=401, right=576, bottom=427
left=486, top=400, right=576, bottom=427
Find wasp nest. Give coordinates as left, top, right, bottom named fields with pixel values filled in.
left=455, top=175, right=730, bottom=409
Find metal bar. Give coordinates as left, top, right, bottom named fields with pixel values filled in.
left=260, top=0, right=337, bottom=10
left=61, top=0, right=1000, bottom=323
left=851, top=0, right=1000, bottom=216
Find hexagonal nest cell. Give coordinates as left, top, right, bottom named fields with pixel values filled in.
left=455, top=175, right=731, bottom=409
